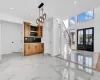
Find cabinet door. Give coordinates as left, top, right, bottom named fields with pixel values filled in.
left=37, top=26, right=43, bottom=38
left=24, top=23, right=30, bottom=37
left=31, top=44, right=37, bottom=54
left=24, top=44, right=31, bottom=56
left=28, top=25, right=30, bottom=37
left=40, top=43, right=44, bottom=53
left=35, top=44, right=40, bottom=53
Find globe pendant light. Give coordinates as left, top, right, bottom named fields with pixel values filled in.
left=36, top=3, right=46, bottom=24
left=41, top=17, right=44, bottom=23
left=36, top=19, right=39, bottom=24
left=43, top=13, right=46, bottom=19
left=39, top=16, right=42, bottom=22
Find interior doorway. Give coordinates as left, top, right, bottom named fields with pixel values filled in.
left=77, top=27, right=94, bottom=51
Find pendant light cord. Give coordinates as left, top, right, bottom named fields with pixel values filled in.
left=42, top=6, right=43, bottom=16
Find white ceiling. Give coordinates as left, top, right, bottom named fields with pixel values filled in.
left=0, top=0, right=100, bottom=22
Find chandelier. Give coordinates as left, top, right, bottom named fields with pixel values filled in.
left=36, top=3, right=46, bottom=24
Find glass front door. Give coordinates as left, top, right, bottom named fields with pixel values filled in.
left=77, top=27, right=94, bottom=51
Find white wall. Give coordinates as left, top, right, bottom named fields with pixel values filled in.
left=0, top=12, right=24, bottom=24
left=1, top=21, right=24, bottom=54
left=42, top=18, right=53, bottom=54
left=42, top=17, right=61, bottom=56
left=53, top=18, right=61, bottom=56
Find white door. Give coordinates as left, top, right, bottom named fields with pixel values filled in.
left=49, top=28, right=53, bottom=55
left=12, top=29, right=23, bottom=53
left=1, top=21, right=23, bottom=54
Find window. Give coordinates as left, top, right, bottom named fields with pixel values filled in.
left=69, top=16, right=76, bottom=26
left=86, top=29, right=93, bottom=45
left=77, top=10, right=94, bottom=22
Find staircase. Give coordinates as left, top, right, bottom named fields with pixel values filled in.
left=56, top=19, right=72, bottom=79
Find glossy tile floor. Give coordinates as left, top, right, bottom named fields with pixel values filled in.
left=0, top=53, right=100, bottom=80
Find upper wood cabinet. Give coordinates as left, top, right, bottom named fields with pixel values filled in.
left=37, top=25, right=43, bottom=38
left=24, top=22, right=31, bottom=37
left=24, top=22, right=43, bottom=38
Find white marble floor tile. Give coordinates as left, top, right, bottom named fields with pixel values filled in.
left=9, top=75, right=28, bottom=80
left=29, top=64, right=60, bottom=80
left=0, top=53, right=100, bottom=80
left=0, top=74, right=14, bottom=80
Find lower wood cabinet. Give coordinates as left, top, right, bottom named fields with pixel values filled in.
left=24, top=43, right=44, bottom=56
left=40, top=43, right=44, bottom=53
left=24, top=44, right=31, bottom=56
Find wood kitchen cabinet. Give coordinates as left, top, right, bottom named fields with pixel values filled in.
left=35, top=44, right=40, bottom=53
left=24, top=44, right=31, bottom=56
left=31, top=44, right=37, bottom=54
left=37, top=25, right=43, bottom=38
left=24, top=43, right=44, bottom=56
left=24, top=22, right=31, bottom=37
left=24, top=22, right=44, bottom=56
left=24, top=22, right=43, bottom=38
left=40, top=43, right=44, bottom=53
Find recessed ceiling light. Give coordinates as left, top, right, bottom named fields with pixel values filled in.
left=31, top=14, right=33, bottom=16
left=10, top=8, right=14, bottom=10
left=74, top=1, right=76, bottom=4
